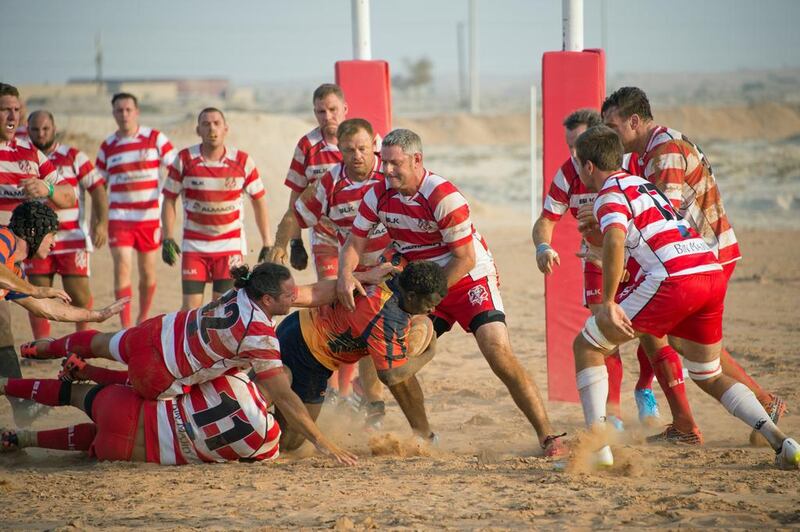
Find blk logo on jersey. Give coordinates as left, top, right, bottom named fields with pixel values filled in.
left=468, top=285, right=489, bottom=307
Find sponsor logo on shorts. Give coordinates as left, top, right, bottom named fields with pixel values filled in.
left=183, top=268, right=198, bottom=276
left=468, top=285, right=489, bottom=306
left=585, top=288, right=600, bottom=297
left=74, top=250, right=88, bottom=270
left=228, top=254, right=243, bottom=268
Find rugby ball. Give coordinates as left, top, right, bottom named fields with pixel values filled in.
left=406, top=315, right=435, bottom=358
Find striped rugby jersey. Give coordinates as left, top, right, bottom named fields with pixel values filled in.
left=0, top=137, right=62, bottom=225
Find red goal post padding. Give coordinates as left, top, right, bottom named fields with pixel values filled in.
left=335, top=60, right=393, bottom=138
left=541, top=49, right=605, bottom=402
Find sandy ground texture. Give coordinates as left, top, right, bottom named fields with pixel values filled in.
left=0, top=218, right=798, bottom=530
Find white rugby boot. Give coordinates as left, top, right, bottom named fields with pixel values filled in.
left=775, top=438, right=800, bottom=470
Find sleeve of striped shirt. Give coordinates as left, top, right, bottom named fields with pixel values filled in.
left=594, top=190, right=631, bottom=235
left=156, top=131, right=177, bottom=167
left=37, top=153, right=62, bottom=184
left=95, top=144, right=108, bottom=180
left=243, top=155, right=265, bottom=200
left=284, top=139, right=309, bottom=192
left=541, top=164, right=571, bottom=221
left=647, top=142, right=686, bottom=210
left=74, top=149, right=105, bottom=191
left=162, top=153, right=184, bottom=198
left=350, top=185, right=380, bottom=238
left=430, top=182, right=473, bottom=248
left=239, top=333, right=284, bottom=380
left=293, top=174, right=327, bottom=229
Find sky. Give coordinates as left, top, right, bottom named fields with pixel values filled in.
left=2, top=0, right=800, bottom=86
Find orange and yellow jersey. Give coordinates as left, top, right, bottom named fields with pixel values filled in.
left=298, top=277, right=412, bottom=372
left=0, top=227, right=27, bottom=301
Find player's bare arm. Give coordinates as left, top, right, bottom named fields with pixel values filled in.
left=377, top=335, right=437, bottom=387
left=15, top=295, right=129, bottom=323
left=0, top=266, right=70, bottom=302
left=532, top=216, right=560, bottom=274
left=256, top=370, right=357, bottom=465
left=89, top=184, right=109, bottom=248
left=597, top=227, right=634, bottom=340
left=336, top=233, right=369, bottom=310
left=250, top=194, right=273, bottom=260
left=18, top=179, right=76, bottom=209
left=294, top=263, right=396, bottom=307
left=442, top=241, right=476, bottom=288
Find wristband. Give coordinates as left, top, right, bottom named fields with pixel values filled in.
left=536, top=243, right=553, bottom=255
left=47, top=182, right=55, bottom=198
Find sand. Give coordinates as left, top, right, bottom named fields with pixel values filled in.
left=0, top=106, right=799, bottom=529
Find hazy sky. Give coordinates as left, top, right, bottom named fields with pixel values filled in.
left=3, top=0, right=799, bottom=85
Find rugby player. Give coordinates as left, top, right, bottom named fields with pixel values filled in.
left=337, top=128, right=567, bottom=456
left=161, top=107, right=272, bottom=309
left=570, top=125, right=799, bottom=469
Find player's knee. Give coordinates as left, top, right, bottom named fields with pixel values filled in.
left=580, top=315, right=617, bottom=353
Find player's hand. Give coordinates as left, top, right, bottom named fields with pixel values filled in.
left=289, top=239, right=308, bottom=270
left=265, top=245, right=288, bottom=265
left=598, top=301, right=635, bottom=340
left=336, top=273, right=365, bottom=311
left=576, top=243, right=602, bottom=269
left=535, top=244, right=560, bottom=274
left=33, top=286, right=71, bottom=303
left=257, top=245, right=272, bottom=264
left=91, top=220, right=108, bottom=249
left=355, top=263, right=399, bottom=285
left=576, top=203, right=599, bottom=232
left=161, top=238, right=181, bottom=266
left=19, top=178, right=49, bottom=199
left=314, top=438, right=358, bottom=466
left=91, top=297, right=131, bottom=322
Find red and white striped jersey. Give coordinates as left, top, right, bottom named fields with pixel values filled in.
left=143, top=372, right=280, bottom=465
left=294, top=156, right=391, bottom=267
left=163, top=145, right=265, bottom=255
left=0, top=137, right=63, bottom=225
left=594, top=171, right=722, bottom=279
left=44, top=144, right=105, bottom=254
left=640, top=126, right=740, bottom=265
left=352, top=170, right=496, bottom=280
left=155, top=288, right=284, bottom=398
left=542, top=153, right=641, bottom=221
left=96, top=127, right=176, bottom=226
left=14, top=126, right=28, bottom=140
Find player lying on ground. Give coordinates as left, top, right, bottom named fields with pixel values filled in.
left=0, top=373, right=281, bottom=464
left=20, top=261, right=395, bottom=465
left=570, top=126, right=799, bottom=470
left=276, top=260, right=445, bottom=451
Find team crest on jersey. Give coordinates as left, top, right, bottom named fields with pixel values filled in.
left=18, top=159, right=33, bottom=176
left=224, top=176, right=237, bottom=190
left=74, top=250, right=88, bottom=270
left=417, top=219, right=435, bottom=232
left=467, top=285, right=489, bottom=307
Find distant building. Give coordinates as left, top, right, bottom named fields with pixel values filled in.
left=67, top=77, right=230, bottom=101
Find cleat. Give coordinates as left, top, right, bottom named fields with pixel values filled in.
left=364, top=401, right=386, bottom=431
left=634, top=388, right=661, bottom=425
left=775, top=438, right=800, bottom=470
left=323, top=387, right=339, bottom=407
left=542, top=432, right=568, bottom=458
left=646, top=424, right=704, bottom=445
left=593, top=445, right=614, bottom=468
left=0, top=428, right=20, bottom=452
left=607, top=415, right=625, bottom=432
left=58, top=354, right=87, bottom=382
left=750, top=394, right=788, bottom=446
left=19, top=338, right=54, bottom=360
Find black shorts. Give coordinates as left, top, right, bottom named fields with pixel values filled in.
left=276, top=312, right=332, bottom=405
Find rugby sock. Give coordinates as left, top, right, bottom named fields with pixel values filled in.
left=35, top=423, right=96, bottom=451
left=116, top=286, right=133, bottom=328
left=651, top=346, right=697, bottom=433
left=719, top=348, right=771, bottom=405
left=720, top=382, right=784, bottom=450
left=3, top=378, right=70, bottom=406
left=82, top=363, right=129, bottom=385
left=48, top=330, right=100, bottom=358
left=28, top=314, right=51, bottom=340
left=136, top=284, right=157, bottom=325
left=576, top=365, right=609, bottom=428
left=76, top=296, right=93, bottom=332
left=635, top=345, right=655, bottom=390
left=604, top=350, right=623, bottom=416
left=338, top=362, right=357, bottom=397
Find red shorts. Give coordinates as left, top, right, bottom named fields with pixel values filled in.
left=89, top=384, right=142, bottom=461
left=618, top=271, right=727, bottom=345
left=583, top=262, right=602, bottom=306
left=109, top=221, right=161, bottom=252
left=431, top=274, right=505, bottom=333
left=182, top=252, right=243, bottom=283
left=722, top=261, right=736, bottom=282
left=311, top=227, right=339, bottom=280
left=24, top=250, right=90, bottom=277
left=111, top=316, right=176, bottom=400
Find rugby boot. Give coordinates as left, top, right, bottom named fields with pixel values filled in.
left=0, top=428, right=19, bottom=452
left=19, top=338, right=55, bottom=360
left=542, top=432, right=568, bottom=457
left=593, top=445, right=614, bottom=468
left=774, top=438, right=800, bottom=470
left=646, top=424, right=704, bottom=445
left=634, top=388, right=661, bottom=426
left=58, top=354, right=87, bottom=383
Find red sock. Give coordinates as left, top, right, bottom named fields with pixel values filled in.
left=76, top=296, right=93, bottom=332
left=636, top=345, right=655, bottom=390
left=116, top=286, right=133, bottom=328
left=35, top=423, right=96, bottom=451
left=83, top=363, right=130, bottom=385
left=651, top=346, right=696, bottom=432
left=605, top=349, right=623, bottom=416
left=136, top=284, right=156, bottom=325
left=719, top=347, right=769, bottom=404
left=5, top=378, right=68, bottom=406
left=29, top=314, right=51, bottom=339
left=338, top=362, right=357, bottom=396
left=48, top=330, right=100, bottom=358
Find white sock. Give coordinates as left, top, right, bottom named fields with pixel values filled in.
left=576, top=366, right=609, bottom=428
left=720, top=383, right=783, bottom=450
